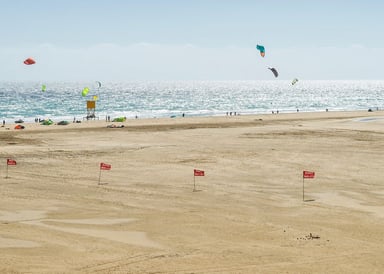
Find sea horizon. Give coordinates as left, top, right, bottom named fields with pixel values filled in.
left=1, top=80, right=384, bottom=123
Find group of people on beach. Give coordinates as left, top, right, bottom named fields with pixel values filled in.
left=34, top=118, right=44, bottom=123
left=226, top=112, right=240, bottom=116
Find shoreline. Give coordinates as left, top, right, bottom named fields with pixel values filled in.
left=2, top=109, right=383, bottom=132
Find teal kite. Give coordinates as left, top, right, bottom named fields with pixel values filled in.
left=256, top=44, right=265, bottom=57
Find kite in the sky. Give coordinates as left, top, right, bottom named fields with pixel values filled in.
left=268, top=67, right=278, bottom=78
left=24, top=58, right=36, bottom=65
left=82, top=87, right=90, bottom=97
left=256, top=45, right=265, bottom=57
left=292, top=78, right=299, bottom=85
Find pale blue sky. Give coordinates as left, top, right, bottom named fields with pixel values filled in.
left=1, top=0, right=384, bottom=81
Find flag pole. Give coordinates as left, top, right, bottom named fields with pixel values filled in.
left=6, top=163, right=9, bottom=179
left=302, top=171, right=315, bottom=202
left=193, top=174, right=196, bottom=192
left=98, top=168, right=102, bottom=185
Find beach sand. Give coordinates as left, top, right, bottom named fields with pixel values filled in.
left=0, top=111, right=383, bottom=273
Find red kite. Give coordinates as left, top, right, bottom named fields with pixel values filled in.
left=23, top=58, right=36, bottom=65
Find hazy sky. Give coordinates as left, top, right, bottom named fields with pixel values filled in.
left=1, top=0, right=384, bottom=81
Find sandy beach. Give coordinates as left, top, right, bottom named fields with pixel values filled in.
left=0, top=110, right=383, bottom=273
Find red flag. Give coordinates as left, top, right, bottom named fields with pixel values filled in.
left=303, top=170, right=315, bottom=179
left=100, top=162, right=111, bottom=170
left=194, top=169, right=205, bottom=176
left=7, top=159, right=17, bottom=166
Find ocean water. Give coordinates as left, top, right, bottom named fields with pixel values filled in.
left=1, top=80, right=384, bottom=122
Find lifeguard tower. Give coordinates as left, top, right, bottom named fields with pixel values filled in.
left=86, top=100, right=96, bottom=120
